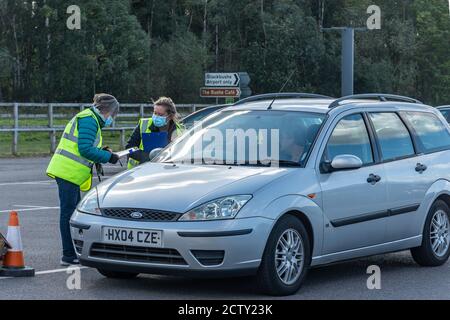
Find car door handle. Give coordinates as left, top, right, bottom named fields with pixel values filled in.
left=367, top=174, right=381, bottom=184
left=415, top=163, right=428, bottom=173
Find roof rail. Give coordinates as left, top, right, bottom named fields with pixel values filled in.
left=329, top=94, right=423, bottom=109
left=234, top=93, right=332, bottom=106
left=437, top=105, right=450, bottom=109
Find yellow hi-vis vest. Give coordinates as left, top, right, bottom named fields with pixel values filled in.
left=46, top=109, right=102, bottom=192
left=127, top=118, right=183, bottom=169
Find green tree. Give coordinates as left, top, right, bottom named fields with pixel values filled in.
left=0, top=0, right=150, bottom=102
left=414, top=0, right=450, bottom=105
left=150, top=29, right=209, bottom=102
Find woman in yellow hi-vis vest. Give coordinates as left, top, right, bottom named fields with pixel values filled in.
left=47, top=94, right=120, bottom=266
left=126, top=97, right=183, bottom=169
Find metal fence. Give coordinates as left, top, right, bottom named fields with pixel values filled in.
left=0, top=103, right=209, bottom=155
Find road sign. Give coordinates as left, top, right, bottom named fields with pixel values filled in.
left=238, top=72, right=252, bottom=99
left=238, top=72, right=251, bottom=87
left=205, top=73, right=240, bottom=87
left=240, top=86, right=252, bottom=98
left=200, top=87, right=241, bottom=98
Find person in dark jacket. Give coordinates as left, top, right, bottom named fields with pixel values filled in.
left=47, top=93, right=120, bottom=266
left=126, top=97, right=184, bottom=168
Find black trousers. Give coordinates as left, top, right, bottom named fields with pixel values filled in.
left=56, top=178, right=80, bottom=258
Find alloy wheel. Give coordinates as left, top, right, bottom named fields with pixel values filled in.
left=275, top=229, right=304, bottom=285
left=430, top=209, right=450, bottom=258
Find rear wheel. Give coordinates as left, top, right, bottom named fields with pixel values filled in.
left=411, top=200, right=450, bottom=266
left=257, top=215, right=311, bottom=296
left=97, top=268, right=139, bottom=279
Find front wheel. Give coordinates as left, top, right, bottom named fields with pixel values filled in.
left=411, top=200, right=450, bottom=266
left=257, top=215, right=311, bottom=296
left=97, top=268, right=139, bottom=279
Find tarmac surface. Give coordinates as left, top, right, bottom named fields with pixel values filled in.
left=0, top=157, right=449, bottom=300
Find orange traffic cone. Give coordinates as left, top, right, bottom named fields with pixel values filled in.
left=0, top=211, right=34, bottom=277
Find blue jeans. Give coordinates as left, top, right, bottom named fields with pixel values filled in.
left=56, top=178, right=80, bottom=258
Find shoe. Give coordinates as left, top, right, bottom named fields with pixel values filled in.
left=60, top=256, right=80, bottom=266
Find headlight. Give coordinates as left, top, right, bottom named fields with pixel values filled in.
left=77, top=188, right=101, bottom=215
left=179, top=195, right=252, bottom=221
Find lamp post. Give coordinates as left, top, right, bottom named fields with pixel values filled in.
left=322, top=27, right=367, bottom=97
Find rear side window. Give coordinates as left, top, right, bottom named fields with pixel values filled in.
left=440, top=110, right=450, bottom=124
left=326, top=114, right=373, bottom=165
left=369, top=113, right=415, bottom=161
left=402, top=111, right=450, bottom=153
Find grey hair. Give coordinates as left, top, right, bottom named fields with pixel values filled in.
left=93, top=93, right=119, bottom=114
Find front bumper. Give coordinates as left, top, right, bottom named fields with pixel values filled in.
left=70, top=210, right=274, bottom=277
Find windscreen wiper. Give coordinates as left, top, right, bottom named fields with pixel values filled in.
left=185, top=159, right=301, bottom=167
left=258, top=159, right=302, bottom=167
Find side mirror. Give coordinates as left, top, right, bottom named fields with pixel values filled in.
left=149, top=148, right=164, bottom=161
left=330, top=154, right=363, bottom=171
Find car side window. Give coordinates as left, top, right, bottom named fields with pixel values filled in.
left=326, top=114, right=374, bottom=165
left=402, top=111, right=450, bottom=153
left=440, top=110, right=450, bottom=124
left=369, top=112, right=415, bottom=161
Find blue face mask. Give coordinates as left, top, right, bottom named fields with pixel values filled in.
left=152, top=115, right=168, bottom=128
left=93, top=106, right=114, bottom=127
left=104, top=116, right=114, bottom=127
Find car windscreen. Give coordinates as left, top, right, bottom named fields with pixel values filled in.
left=182, top=106, right=224, bottom=128
left=154, top=110, right=325, bottom=167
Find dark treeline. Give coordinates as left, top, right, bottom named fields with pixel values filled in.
left=0, top=0, right=449, bottom=104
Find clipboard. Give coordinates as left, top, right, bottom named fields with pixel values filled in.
left=142, top=132, right=169, bottom=152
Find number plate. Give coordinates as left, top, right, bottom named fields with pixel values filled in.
left=102, top=227, right=163, bottom=248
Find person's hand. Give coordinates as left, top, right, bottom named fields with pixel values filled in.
left=109, top=153, right=120, bottom=164
left=102, top=146, right=113, bottom=153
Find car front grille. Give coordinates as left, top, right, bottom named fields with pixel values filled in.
left=101, top=208, right=181, bottom=222
left=90, top=243, right=187, bottom=266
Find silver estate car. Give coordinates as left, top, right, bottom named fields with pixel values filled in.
left=71, top=93, right=450, bottom=296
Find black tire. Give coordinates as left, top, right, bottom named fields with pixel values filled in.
left=411, top=200, right=450, bottom=267
left=257, top=215, right=311, bottom=296
left=97, top=268, right=139, bottom=279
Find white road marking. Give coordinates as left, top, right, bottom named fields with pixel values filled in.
left=0, top=180, right=53, bottom=186
left=36, top=266, right=90, bottom=275
left=0, top=206, right=59, bottom=213
left=0, top=266, right=90, bottom=280
left=13, top=205, right=48, bottom=208
left=0, top=177, right=116, bottom=187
